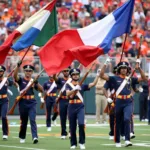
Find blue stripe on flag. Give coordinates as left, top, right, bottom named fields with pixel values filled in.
left=100, top=0, right=135, bottom=53
left=12, top=27, right=40, bottom=51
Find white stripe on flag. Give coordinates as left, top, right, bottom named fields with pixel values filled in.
left=77, top=13, right=116, bottom=46
left=17, top=10, right=49, bottom=34
left=33, top=11, right=50, bottom=30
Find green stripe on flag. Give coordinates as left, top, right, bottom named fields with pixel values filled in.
left=33, top=6, right=58, bottom=46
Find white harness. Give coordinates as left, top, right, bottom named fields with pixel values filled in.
left=0, top=77, right=8, bottom=90
left=20, top=78, right=34, bottom=94
left=46, top=81, right=57, bottom=94
left=68, top=82, right=84, bottom=102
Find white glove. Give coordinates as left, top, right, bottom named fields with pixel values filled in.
left=97, top=69, right=101, bottom=76
left=107, top=98, right=113, bottom=103
left=41, top=97, right=44, bottom=103
left=73, top=85, right=81, bottom=91
left=148, top=96, right=150, bottom=100
left=139, top=87, right=143, bottom=92
left=7, top=89, right=13, bottom=96
left=136, top=59, right=141, bottom=64
left=17, top=86, right=20, bottom=93
left=38, top=92, right=42, bottom=97
left=104, top=57, right=111, bottom=65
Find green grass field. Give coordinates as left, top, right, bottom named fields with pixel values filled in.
left=0, top=118, right=150, bottom=150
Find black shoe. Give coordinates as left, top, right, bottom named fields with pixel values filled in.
left=33, top=138, right=38, bottom=144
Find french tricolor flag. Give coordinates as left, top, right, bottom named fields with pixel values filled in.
left=38, top=0, right=135, bottom=75
left=0, top=0, right=57, bottom=64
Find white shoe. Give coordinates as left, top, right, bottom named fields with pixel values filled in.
left=79, top=144, right=85, bottom=149
left=61, top=136, right=66, bottom=139
left=109, top=136, right=114, bottom=140
left=145, top=119, right=148, bottom=122
left=141, top=119, right=145, bottom=122
left=70, top=145, right=76, bottom=149
left=20, top=139, right=25, bottom=143
left=125, top=141, right=132, bottom=147
left=47, top=127, right=52, bottom=131
left=3, top=135, right=8, bottom=140
left=33, top=137, right=38, bottom=144
left=130, top=132, right=135, bottom=139
left=121, top=136, right=125, bottom=140
left=116, top=143, right=121, bottom=147
left=103, top=121, right=107, bottom=124
left=53, top=120, right=57, bottom=126
left=95, top=122, right=99, bottom=124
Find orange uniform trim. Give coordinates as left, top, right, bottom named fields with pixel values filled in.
left=47, top=93, right=56, bottom=96
left=0, top=94, right=7, bottom=99
left=22, top=95, right=34, bottom=99
left=61, top=96, right=68, bottom=99
left=69, top=99, right=82, bottom=104
left=117, top=94, right=131, bottom=99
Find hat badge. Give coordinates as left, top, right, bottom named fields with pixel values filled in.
left=123, top=62, right=125, bottom=65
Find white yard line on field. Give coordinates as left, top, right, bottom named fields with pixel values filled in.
left=0, top=145, right=46, bottom=150
left=0, top=123, right=149, bottom=128
left=103, top=143, right=150, bottom=147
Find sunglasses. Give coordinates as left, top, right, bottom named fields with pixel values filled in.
left=25, top=70, right=33, bottom=72
left=63, top=70, right=69, bottom=72
left=72, top=73, right=79, bottom=75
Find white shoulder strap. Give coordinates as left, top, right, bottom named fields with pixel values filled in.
left=61, top=78, right=72, bottom=92
left=115, top=76, right=129, bottom=97
left=0, top=77, right=8, bottom=90
left=47, top=81, right=57, bottom=94
left=68, top=82, right=84, bottom=102
left=20, top=78, right=34, bottom=94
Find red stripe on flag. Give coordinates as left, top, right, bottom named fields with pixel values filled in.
left=45, top=0, right=57, bottom=11
left=38, top=29, right=104, bottom=75
left=0, top=30, right=21, bottom=64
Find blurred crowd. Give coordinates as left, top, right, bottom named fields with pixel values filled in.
left=0, top=0, right=150, bottom=72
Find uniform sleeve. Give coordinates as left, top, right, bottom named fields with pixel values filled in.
left=132, top=77, right=139, bottom=85
left=34, top=83, right=39, bottom=91
left=103, top=81, right=109, bottom=90
left=56, top=78, right=61, bottom=85
left=8, top=79, right=14, bottom=86
left=43, top=82, right=47, bottom=91
left=16, top=76, right=22, bottom=85
left=109, top=76, right=115, bottom=83
left=82, top=84, right=90, bottom=91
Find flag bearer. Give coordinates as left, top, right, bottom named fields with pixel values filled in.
left=13, top=64, right=43, bottom=144
left=66, top=68, right=100, bottom=149
left=103, top=66, right=117, bottom=140
left=54, top=66, right=71, bottom=139
left=100, top=59, right=147, bottom=147
left=43, top=76, right=57, bottom=131
left=0, top=65, right=14, bottom=140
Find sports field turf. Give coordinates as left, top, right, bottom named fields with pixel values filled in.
left=0, top=117, right=150, bottom=150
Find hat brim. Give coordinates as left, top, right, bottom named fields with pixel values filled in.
left=0, top=69, right=5, bottom=72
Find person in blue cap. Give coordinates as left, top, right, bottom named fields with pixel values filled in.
left=54, top=66, right=71, bottom=139
left=100, top=58, right=147, bottom=147
left=13, top=64, right=43, bottom=144
left=42, top=75, right=58, bottom=131
left=0, top=65, right=15, bottom=140
left=66, top=68, right=100, bottom=149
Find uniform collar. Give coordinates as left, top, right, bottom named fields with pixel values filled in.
left=119, top=75, right=127, bottom=78
left=24, top=77, right=31, bottom=81
left=63, top=77, right=68, bottom=81
left=71, top=81, right=79, bottom=86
